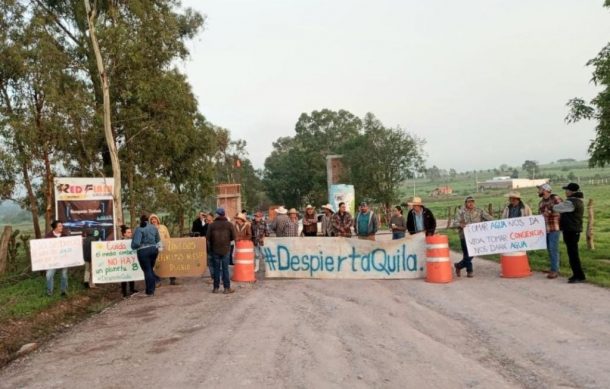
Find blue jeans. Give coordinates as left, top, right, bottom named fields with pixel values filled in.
left=392, top=231, right=406, bottom=240
left=456, top=238, right=474, bottom=273
left=137, top=246, right=159, bottom=295
left=211, top=252, right=231, bottom=289
left=547, top=231, right=560, bottom=272
left=254, top=245, right=263, bottom=271
left=46, top=268, right=68, bottom=294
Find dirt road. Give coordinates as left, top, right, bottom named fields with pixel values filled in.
left=1, top=252, right=609, bottom=388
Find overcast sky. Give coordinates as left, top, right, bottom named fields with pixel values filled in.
left=180, top=0, right=610, bottom=172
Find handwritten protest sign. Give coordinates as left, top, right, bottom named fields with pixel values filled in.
left=155, top=237, right=207, bottom=278
left=91, top=239, right=144, bottom=283
left=464, top=215, right=547, bottom=256
left=30, top=236, right=85, bottom=271
left=263, top=235, right=426, bottom=279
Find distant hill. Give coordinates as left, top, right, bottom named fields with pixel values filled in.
left=0, top=201, right=31, bottom=225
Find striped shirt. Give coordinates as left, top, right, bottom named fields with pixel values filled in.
left=538, top=194, right=562, bottom=232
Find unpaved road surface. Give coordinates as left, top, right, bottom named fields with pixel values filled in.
left=2, top=252, right=610, bottom=389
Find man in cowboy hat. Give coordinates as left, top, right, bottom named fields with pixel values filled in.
left=286, top=208, right=300, bottom=237
left=537, top=183, right=563, bottom=279
left=501, top=191, right=532, bottom=219
left=452, top=196, right=493, bottom=278
left=320, top=204, right=336, bottom=237
left=553, top=183, right=586, bottom=283
left=234, top=213, right=252, bottom=241
left=406, top=196, right=436, bottom=236
left=302, top=204, right=318, bottom=237
left=355, top=201, right=378, bottom=240
left=270, top=206, right=290, bottom=237
left=251, top=210, right=269, bottom=272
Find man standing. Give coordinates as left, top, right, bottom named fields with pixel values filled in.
left=251, top=210, right=268, bottom=272
left=191, top=211, right=207, bottom=237
left=45, top=220, right=69, bottom=297
left=286, top=208, right=300, bottom=237
left=355, top=201, right=378, bottom=240
left=332, top=202, right=353, bottom=238
left=206, top=208, right=236, bottom=294
left=452, top=196, right=493, bottom=278
left=270, top=206, right=290, bottom=237
left=537, top=184, right=562, bottom=279
left=554, top=183, right=586, bottom=284
left=406, top=197, right=437, bottom=236
left=320, top=204, right=336, bottom=237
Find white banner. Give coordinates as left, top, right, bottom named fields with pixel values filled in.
left=263, top=235, right=426, bottom=279
left=30, top=236, right=85, bottom=271
left=92, top=239, right=144, bottom=283
left=464, top=215, right=547, bottom=256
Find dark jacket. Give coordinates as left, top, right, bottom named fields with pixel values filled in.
left=82, top=236, right=96, bottom=263
left=559, top=192, right=584, bottom=232
left=191, top=218, right=206, bottom=237
left=355, top=211, right=378, bottom=236
left=206, top=216, right=236, bottom=255
left=406, top=207, right=437, bottom=236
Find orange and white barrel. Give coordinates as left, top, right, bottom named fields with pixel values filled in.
left=500, top=251, right=532, bottom=278
left=425, top=235, right=453, bottom=283
left=232, top=240, right=256, bottom=282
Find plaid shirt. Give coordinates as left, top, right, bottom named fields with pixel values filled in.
left=285, top=219, right=300, bottom=237
left=332, top=211, right=353, bottom=237
left=538, top=194, right=562, bottom=232
left=452, top=207, right=493, bottom=238
left=251, top=219, right=269, bottom=246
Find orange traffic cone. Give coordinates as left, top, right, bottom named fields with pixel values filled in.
left=425, top=235, right=453, bottom=283
left=500, top=251, right=532, bottom=278
left=232, top=240, right=256, bottom=282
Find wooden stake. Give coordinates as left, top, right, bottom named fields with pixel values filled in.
left=0, top=226, right=12, bottom=275
left=586, top=199, right=595, bottom=250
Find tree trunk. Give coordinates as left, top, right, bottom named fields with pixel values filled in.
left=20, top=154, right=42, bottom=238
left=0, top=226, right=12, bottom=275
left=586, top=199, right=595, bottom=250
left=85, top=0, right=123, bottom=237
left=43, top=148, right=54, bottom=232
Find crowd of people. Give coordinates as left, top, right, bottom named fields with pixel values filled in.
left=43, top=181, right=588, bottom=297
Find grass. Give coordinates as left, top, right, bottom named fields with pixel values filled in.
left=419, top=172, right=610, bottom=288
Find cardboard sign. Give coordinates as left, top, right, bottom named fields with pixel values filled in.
left=464, top=215, right=547, bottom=256
left=30, top=236, right=85, bottom=271
left=91, top=239, right=144, bottom=283
left=263, top=235, right=426, bottom=279
left=154, top=237, right=207, bottom=278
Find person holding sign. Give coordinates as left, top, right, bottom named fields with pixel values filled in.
left=251, top=210, right=269, bottom=272
left=406, top=197, right=436, bottom=236
left=501, top=191, right=532, bottom=219
left=302, top=205, right=318, bottom=237
left=452, top=196, right=493, bottom=278
left=120, top=225, right=138, bottom=297
left=150, top=213, right=176, bottom=286
left=537, top=184, right=563, bottom=279
left=332, top=202, right=354, bottom=238
left=45, top=220, right=69, bottom=297
left=390, top=206, right=407, bottom=240
left=554, top=183, right=586, bottom=284
left=131, top=214, right=161, bottom=296
left=355, top=201, right=378, bottom=240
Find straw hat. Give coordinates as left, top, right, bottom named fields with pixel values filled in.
left=321, top=203, right=334, bottom=213
left=504, top=191, right=521, bottom=199
left=288, top=208, right=299, bottom=215
left=276, top=206, right=287, bottom=215
left=305, top=204, right=314, bottom=209
left=407, top=196, right=423, bottom=206
left=235, top=213, right=248, bottom=222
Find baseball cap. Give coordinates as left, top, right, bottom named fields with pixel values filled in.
left=215, top=207, right=225, bottom=216
left=537, top=183, right=552, bottom=192
left=562, top=183, right=580, bottom=192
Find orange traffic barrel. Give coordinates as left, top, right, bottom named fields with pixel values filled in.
left=232, top=240, right=256, bottom=282
left=500, top=251, right=532, bottom=278
left=425, top=235, right=452, bottom=283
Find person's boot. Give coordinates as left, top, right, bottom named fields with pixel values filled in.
left=454, top=263, right=461, bottom=277
left=547, top=271, right=558, bottom=279
left=223, top=288, right=236, bottom=294
left=212, top=288, right=220, bottom=294
left=466, top=272, right=474, bottom=278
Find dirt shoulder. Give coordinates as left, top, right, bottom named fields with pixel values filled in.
left=1, top=254, right=609, bottom=388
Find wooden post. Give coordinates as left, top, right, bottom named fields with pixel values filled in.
left=0, top=226, right=12, bottom=275
left=488, top=203, right=493, bottom=217
left=586, top=199, right=595, bottom=250
left=446, top=206, right=452, bottom=229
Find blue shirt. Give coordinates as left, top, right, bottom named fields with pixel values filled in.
left=414, top=212, right=424, bottom=232
left=131, top=222, right=160, bottom=250
left=357, top=212, right=370, bottom=236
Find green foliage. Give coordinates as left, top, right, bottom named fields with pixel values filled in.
left=566, top=4, right=610, bottom=167
left=7, top=229, right=19, bottom=265
left=521, top=160, right=539, bottom=179
left=263, top=109, right=424, bottom=208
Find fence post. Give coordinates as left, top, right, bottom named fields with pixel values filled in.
left=0, top=225, right=12, bottom=275
left=446, top=206, right=452, bottom=229
left=586, top=199, right=595, bottom=250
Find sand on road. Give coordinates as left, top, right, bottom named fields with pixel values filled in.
left=1, top=252, right=609, bottom=389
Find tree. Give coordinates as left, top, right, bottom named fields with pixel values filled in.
left=521, top=160, right=539, bottom=179
left=426, top=166, right=442, bottom=181
left=565, top=1, right=610, bottom=167
left=510, top=169, right=519, bottom=179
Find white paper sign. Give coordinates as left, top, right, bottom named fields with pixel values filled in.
left=30, top=236, right=85, bottom=271
left=464, top=215, right=547, bottom=256
left=263, top=235, right=427, bottom=279
left=92, top=239, right=144, bottom=283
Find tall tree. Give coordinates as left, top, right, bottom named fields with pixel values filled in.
left=521, top=160, right=539, bottom=179
left=565, top=1, right=610, bottom=167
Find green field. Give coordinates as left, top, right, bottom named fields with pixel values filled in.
left=408, top=161, right=610, bottom=287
